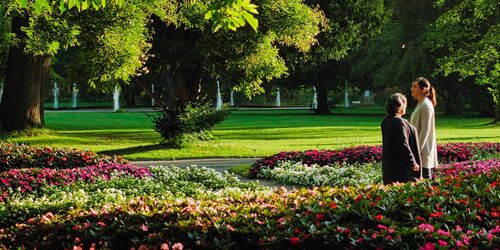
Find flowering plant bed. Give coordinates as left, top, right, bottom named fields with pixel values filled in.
left=1, top=166, right=498, bottom=249
left=0, top=143, right=127, bottom=171
left=0, top=163, right=151, bottom=201
left=250, top=142, right=500, bottom=177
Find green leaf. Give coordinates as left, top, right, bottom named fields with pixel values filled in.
left=242, top=12, right=258, bottom=31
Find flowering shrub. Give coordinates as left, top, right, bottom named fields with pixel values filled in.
left=0, top=143, right=127, bottom=171
left=250, top=142, right=500, bottom=177
left=1, top=168, right=498, bottom=249
left=0, top=163, right=151, bottom=202
left=258, top=161, right=382, bottom=187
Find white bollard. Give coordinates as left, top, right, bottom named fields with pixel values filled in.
left=113, top=85, right=120, bottom=112
left=53, top=82, right=59, bottom=109
left=216, top=80, right=223, bottom=110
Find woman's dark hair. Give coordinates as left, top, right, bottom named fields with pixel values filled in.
left=386, top=93, right=407, bottom=116
left=416, top=77, right=437, bottom=106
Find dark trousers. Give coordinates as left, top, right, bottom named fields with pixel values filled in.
left=422, top=167, right=433, bottom=179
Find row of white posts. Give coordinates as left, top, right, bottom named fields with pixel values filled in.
left=44, top=82, right=351, bottom=111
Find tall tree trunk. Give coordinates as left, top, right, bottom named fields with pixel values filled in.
left=315, top=81, right=329, bottom=114
left=0, top=15, right=51, bottom=132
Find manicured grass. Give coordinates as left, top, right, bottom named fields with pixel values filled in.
left=2, top=108, right=499, bottom=160
left=227, top=164, right=252, bottom=177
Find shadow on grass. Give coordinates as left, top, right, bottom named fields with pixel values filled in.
left=98, top=143, right=167, bottom=156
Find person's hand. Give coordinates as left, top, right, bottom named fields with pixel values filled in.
left=412, top=164, right=420, bottom=172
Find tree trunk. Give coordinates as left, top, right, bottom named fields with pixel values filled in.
left=315, top=81, right=329, bottom=114
left=0, top=15, right=51, bottom=132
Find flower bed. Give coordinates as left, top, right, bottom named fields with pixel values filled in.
left=435, top=158, right=500, bottom=177
left=0, top=163, right=151, bottom=202
left=0, top=143, right=127, bottom=171
left=1, top=168, right=498, bottom=249
left=0, top=166, right=262, bottom=229
left=258, top=161, right=383, bottom=187
left=250, top=142, right=500, bottom=177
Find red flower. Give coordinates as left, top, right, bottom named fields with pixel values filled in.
left=290, top=237, right=300, bottom=245
left=316, top=213, right=325, bottom=221
left=329, top=202, right=337, bottom=209
left=430, top=211, right=442, bottom=218
left=375, top=214, right=384, bottom=221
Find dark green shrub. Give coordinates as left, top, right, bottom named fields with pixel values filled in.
left=150, top=99, right=229, bottom=147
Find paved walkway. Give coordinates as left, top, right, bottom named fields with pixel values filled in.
left=132, top=158, right=296, bottom=190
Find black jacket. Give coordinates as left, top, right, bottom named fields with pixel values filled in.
left=381, top=116, right=421, bottom=184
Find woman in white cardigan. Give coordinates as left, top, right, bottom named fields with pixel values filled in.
left=410, top=77, right=438, bottom=179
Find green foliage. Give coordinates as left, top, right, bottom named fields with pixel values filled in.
left=205, top=0, right=259, bottom=32
left=428, top=0, right=499, bottom=108
left=15, top=0, right=126, bottom=14
left=150, top=99, right=230, bottom=148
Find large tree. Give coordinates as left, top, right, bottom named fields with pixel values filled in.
left=137, top=0, right=323, bottom=111
left=281, top=0, right=390, bottom=114
left=0, top=0, right=260, bottom=132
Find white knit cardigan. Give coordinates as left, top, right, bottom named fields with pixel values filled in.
left=410, top=97, right=438, bottom=169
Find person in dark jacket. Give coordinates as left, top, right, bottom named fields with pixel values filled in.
left=381, top=93, right=421, bottom=184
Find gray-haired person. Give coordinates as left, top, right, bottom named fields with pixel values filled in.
left=381, top=93, right=421, bottom=184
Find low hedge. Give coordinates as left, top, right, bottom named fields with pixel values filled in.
left=250, top=142, right=500, bottom=178
left=1, top=162, right=498, bottom=249
left=0, top=143, right=127, bottom=170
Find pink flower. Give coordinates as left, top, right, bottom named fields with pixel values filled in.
left=377, top=224, right=387, bottom=230
left=418, top=223, right=435, bottom=233
left=437, top=229, right=451, bottom=237
left=226, top=224, right=235, bottom=232
left=172, top=243, right=183, bottom=250
left=141, top=224, right=148, bottom=232
left=419, top=242, right=435, bottom=250
left=160, top=243, right=169, bottom=250
left=455, top=240, right=463, bottom=247
left=437, top=240, right=447, bottom=246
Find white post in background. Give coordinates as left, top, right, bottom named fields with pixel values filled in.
left=216, top=80, right=223, bottom=110
left=151, top=84, right=155, bottom=107
left=230, top=90, right=234, bottom=106
left=0, top=86, right=3, bottom=103
left=344, top=82, right=350, bottom=108
left=113, top=85, right=120, bottom=112
left=275, top=87, right=281, bottom=107
left=71, top=83, right=78, bottom=108
left=53, top=82, right=59, bottom=109
left=312, top=86, right=318, bottom=109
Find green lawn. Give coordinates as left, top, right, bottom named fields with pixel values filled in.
left=3, top=108, right=499, bottom=160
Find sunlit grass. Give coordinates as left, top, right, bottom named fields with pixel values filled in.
left=2, top=108, right=499, bottom=160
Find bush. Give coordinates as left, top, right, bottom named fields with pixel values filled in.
left=150, top=99, right=229, bottom=148
left=0, top=143, right=127, bottom=171
left=250, top=142, right=500, bottom=178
